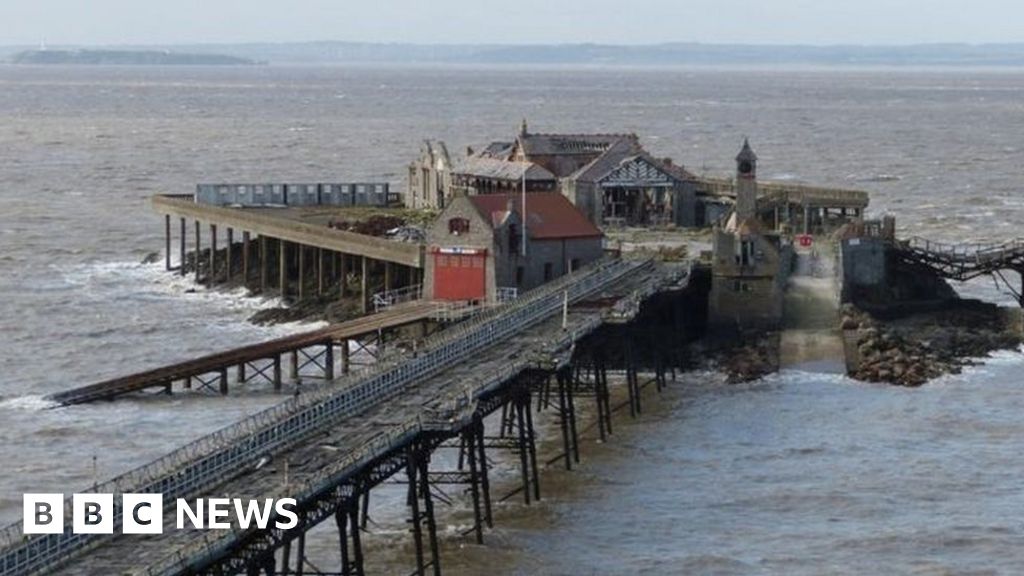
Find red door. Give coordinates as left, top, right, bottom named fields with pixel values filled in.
left=433, top=252, right=486, bottom=301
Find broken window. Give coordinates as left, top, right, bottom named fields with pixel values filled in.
left=448, top=217, right=470, bottom=236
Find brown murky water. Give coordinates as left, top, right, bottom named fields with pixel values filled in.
left=2, top=64, right=1024, bottom=574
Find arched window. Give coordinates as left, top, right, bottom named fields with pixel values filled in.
left=449, top=217, right=470, bottom=236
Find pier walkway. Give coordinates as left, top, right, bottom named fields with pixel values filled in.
left=895, top=236, right=1024, bottom=304
left=46, top=301, right=438, bottom=406
left=1, top=256, right=687, bottom=576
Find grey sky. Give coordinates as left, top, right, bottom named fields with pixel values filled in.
left=2, top=0, right=1022, bottom=46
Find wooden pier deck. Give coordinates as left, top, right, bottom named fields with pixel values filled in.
left=46, top=300, right=438, bottom=406
left=1, top=257, right=687, bottom=576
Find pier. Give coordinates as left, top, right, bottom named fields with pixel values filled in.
left=153, top=194, right=423, bottom=313
left=0, top=256, right=692, bottom=576
left=46, top=300, right=438, bottom=406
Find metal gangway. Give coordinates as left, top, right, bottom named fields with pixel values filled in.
left=895, top=236, right=1024, bottom=304
left=0, top=256, right=676, bottom=576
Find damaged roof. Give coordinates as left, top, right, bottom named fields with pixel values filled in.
left=468, top=193, right=603, bottom=240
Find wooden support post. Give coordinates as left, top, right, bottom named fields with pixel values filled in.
left=361, top=256, right=369, bottom=314
left=324, top=343, right=334, bottom=380
left=219, top=369, right=228, bottom=395
left=194, top=220, right=202, bottom=284
left=317, top=247, right=324, bottom=296
left=209, top=223, right=217, bottom=286
left=238, top=362, right=247, bottom=383
left=339, top=253, right=349, bottom=298
left=260, top=236, right=269, bottom=293
left=298, top=245, right=305, bottom=301
left=279, top=239, right=288, bottom=299
left=341, top=340, right=350, bottom=375
left=179, top=218, right=186, bottom=276
left=242, top=231, right=251, bottom=283
left=164, top=214, right=171, bottom=271
left=290, top=350, right=299, bottom=380
left=227, top=228, right=234, bottom=281
left=273, top=355, right=282, bottom=392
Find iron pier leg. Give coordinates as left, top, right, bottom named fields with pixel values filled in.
left=341, top=340, right=350, bottom=375
left=600, top=361, right=613, bottom=436
left=295, top=531, right=305, bottom=576
left=406, top=448, right=425, bottom=575
left=361, top=487, right=370, bottom=530
left=464, top=423, right=484, bottom=544
left=317, top=247, right=325, bottom=296
left=476, top=420, right=493, bottom=528
left=273, top=355, right=283, bottom=392
left=260, top=236, right=269, bottom=293
left=524, top=392, right=541, bottom=501
left=420, top=455, right=441, bottom=576
left=194, top=220, right=202, bottom=284
left=280, top=539, right=291, bottom=575
left=558, top=370, right=572, bottom=470
left=219, top=368, right=228, bottom=395
left=210, top=223, right=217, bottom=286
left=290, top=350, right=300, bottom=380
left=164, top=214, right=171, bottom=271
left=361, top=256, right=369, bottom=314
left=243, top=231, right=251, bottom=283
left=238, top=362, right=246, bottom=383
left=325, top=343, right=335, bottom=380
left=515, top=397, right=531, bottom=505
left=349, top=492, right=364, bottom=576
left=298, top=245, right=305, bottom=301
left=566, top=369, right=579, bottom=464
left=340, top=253, right=349, bottom=298
left=227, top=228, right=234, bottom=281
left=279, top=239, right=288, bottom=300
left=336, top=509, right=350, bottom=576
left=179, top=217, right=186, bottom=276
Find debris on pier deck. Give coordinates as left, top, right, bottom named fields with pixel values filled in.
left=46, top=300, right=437, bottom=406
left=0, top=257, right=688, bottom=576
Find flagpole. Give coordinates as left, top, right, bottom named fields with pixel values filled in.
left=521, top=169, right=527, bottom=257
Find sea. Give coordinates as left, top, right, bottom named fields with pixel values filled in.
left=2, top=63, right=1024, bottom=575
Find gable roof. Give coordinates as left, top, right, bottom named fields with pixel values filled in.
left=468, top=193, right=603, bottom=240
left=516, top=133, right=637, bottom=157
left=453, top=157, right=556, bottom=182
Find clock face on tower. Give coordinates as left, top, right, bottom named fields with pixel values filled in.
left=738, top=160, right=753, bottom=175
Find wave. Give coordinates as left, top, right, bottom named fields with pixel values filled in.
left=0, top=395, right=58, bottom=412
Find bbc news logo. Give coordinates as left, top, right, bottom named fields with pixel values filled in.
left=24, top=494, right=298, bottom=534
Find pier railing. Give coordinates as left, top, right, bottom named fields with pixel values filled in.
left=372, top=284, right=423, bottom=312
left=0, top=256, right=647, bottom=576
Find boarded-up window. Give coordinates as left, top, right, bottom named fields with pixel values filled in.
left=449, top=218, right=470, bottom=236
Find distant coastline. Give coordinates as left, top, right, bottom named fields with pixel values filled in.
left=5, top=42, right=1024, bottom=68
left=9, top=49, right=263, bottom=66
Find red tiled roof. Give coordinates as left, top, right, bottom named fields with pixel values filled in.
left=468, top=193, right=603, bottom=240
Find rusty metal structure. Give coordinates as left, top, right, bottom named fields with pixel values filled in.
left=894, top=236, right=1024, bottom=305
left=0, top=256, right=693, bottom=576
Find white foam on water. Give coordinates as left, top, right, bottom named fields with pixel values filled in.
left=0, top=395, right=58, bottom=412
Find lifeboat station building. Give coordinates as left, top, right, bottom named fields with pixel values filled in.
left=422, top=192, right=604, bottom=303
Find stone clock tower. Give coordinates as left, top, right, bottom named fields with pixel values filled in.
left=735, top=138, right=758, bottom=220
